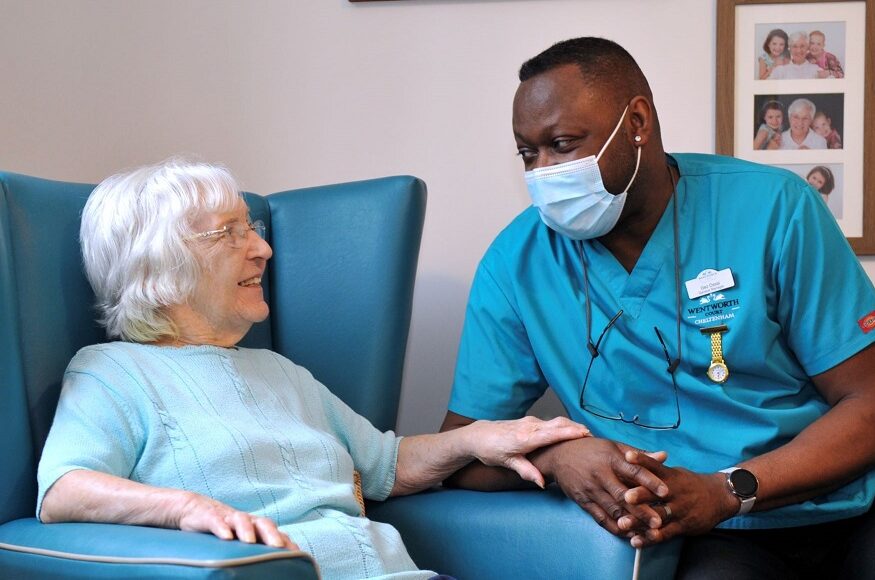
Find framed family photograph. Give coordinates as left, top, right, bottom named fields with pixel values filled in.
left=716, top=0, right=875, bottom=253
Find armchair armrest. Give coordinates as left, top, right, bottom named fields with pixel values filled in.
left=367, top=487, right=682, bottom=580
left=0, top=518, right=319, bottom=580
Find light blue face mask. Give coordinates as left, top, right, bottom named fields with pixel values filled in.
left=525, top=105, right=641, bottom=240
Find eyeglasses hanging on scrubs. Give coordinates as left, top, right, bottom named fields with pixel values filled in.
left=524, top=105, right=641, bottom=240
left=576, top=168, right=684, bottom=430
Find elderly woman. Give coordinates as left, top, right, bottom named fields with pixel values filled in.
left=769, top=31, right=829, bottom=79
left=37, top=160, right=590, bottom=580
left=780, top=98, right=828, bottom=150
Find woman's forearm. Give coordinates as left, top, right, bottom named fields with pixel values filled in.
left=390, top=417, right=591, bottom=496
left=391, top=430, right=472, bottom=496
left=39, top=468, right=298, bottom=549
left=40, top=469, right=191, bottom=528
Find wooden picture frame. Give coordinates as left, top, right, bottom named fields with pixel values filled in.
left=716, top=0, right=875, bottom=253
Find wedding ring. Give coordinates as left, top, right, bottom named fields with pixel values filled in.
left=663, top=504, right=672, bottom=521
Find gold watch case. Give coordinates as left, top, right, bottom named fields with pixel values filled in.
left=707, top=361, right=729, bottom=383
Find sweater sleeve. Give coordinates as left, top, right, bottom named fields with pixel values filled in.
left=316, top=379, right=400, bottom=502
left=267, top=352, right=400, bottom=502
left=36, top=347, right=145, bottom=519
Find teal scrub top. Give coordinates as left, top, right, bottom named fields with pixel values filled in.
left=449, top=153, right=875, bottom=529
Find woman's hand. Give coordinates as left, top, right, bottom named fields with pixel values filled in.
left=40, top=470, right=299, bottom=551
left=393, top=416, right=589, bottom=496
left=177, top=492, right=299, bottom=550
left=465, top=416, right=591, bottom=488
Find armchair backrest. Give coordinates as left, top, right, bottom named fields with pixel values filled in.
left=0, top=171, right=426, bottom=525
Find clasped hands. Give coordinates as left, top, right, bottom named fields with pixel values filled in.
left=531, top=437, right=735, bottom=548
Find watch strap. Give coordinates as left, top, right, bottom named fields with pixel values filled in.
left=710, top=332, right=724, bottom=363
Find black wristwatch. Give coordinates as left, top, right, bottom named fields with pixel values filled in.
left=719, top=467, right=758, bottom=515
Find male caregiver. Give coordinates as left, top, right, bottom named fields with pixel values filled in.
left=441, top=37, right=875, bottom=578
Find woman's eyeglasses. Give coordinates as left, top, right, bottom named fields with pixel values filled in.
left=186, top=220, right=266, bottom=249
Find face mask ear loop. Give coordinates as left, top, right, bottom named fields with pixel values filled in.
left=621, top=145, right=642, bottom=194
left=596, top=105, right=630, bottom=162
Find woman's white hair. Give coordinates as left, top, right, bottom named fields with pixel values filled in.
left=788, top=97, right=817, bottom=118
left=80, top=158, right=244, bottom=343
left=788, top=30, right=809, bottom=45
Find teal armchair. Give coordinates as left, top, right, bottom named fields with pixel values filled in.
left=0, top=171, right=680, bottom=579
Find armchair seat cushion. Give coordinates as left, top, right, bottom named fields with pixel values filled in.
left=368, top=487, right=682, bottom=580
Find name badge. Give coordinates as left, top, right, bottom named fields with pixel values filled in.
left=685, top=268, right=735, bottom=300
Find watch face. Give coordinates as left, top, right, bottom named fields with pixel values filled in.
left=707, top=362, right=729, bottom=383
left=730, top=469, right=759, bottom=497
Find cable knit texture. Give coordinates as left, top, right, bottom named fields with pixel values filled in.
left=38, top=342, right=433, bottom=580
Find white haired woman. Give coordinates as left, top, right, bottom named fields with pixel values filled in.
left=768, top=31, right=828, bottom=79
left=780, top=98, right=828, bottom=150
left=37, top=159, right=591, bottom=580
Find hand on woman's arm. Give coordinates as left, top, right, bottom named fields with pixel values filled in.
left=391, top=416, right=590, bottom=496
left=439, top=411, right=543, bottom=491
left=40, top=469, right=298, bottom=550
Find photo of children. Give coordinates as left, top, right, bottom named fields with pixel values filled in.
left=777, top=163, right=844, bottom=219
left=752, top=93, right=843, bottom=150
left=753, top=22, right=846, bottom=80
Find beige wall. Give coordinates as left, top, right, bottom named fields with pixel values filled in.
left=3, top=0, right=872, bottom=434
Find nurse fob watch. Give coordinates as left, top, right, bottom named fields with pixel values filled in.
left=701, top=324, right=730, bottom=383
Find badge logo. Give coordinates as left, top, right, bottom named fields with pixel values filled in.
left=687, top=293, right=741, bottom=326
left=858, top=311, right=875, bottom=334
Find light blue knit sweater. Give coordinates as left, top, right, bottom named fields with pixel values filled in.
left=37, top=342, right=435, bottom=579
